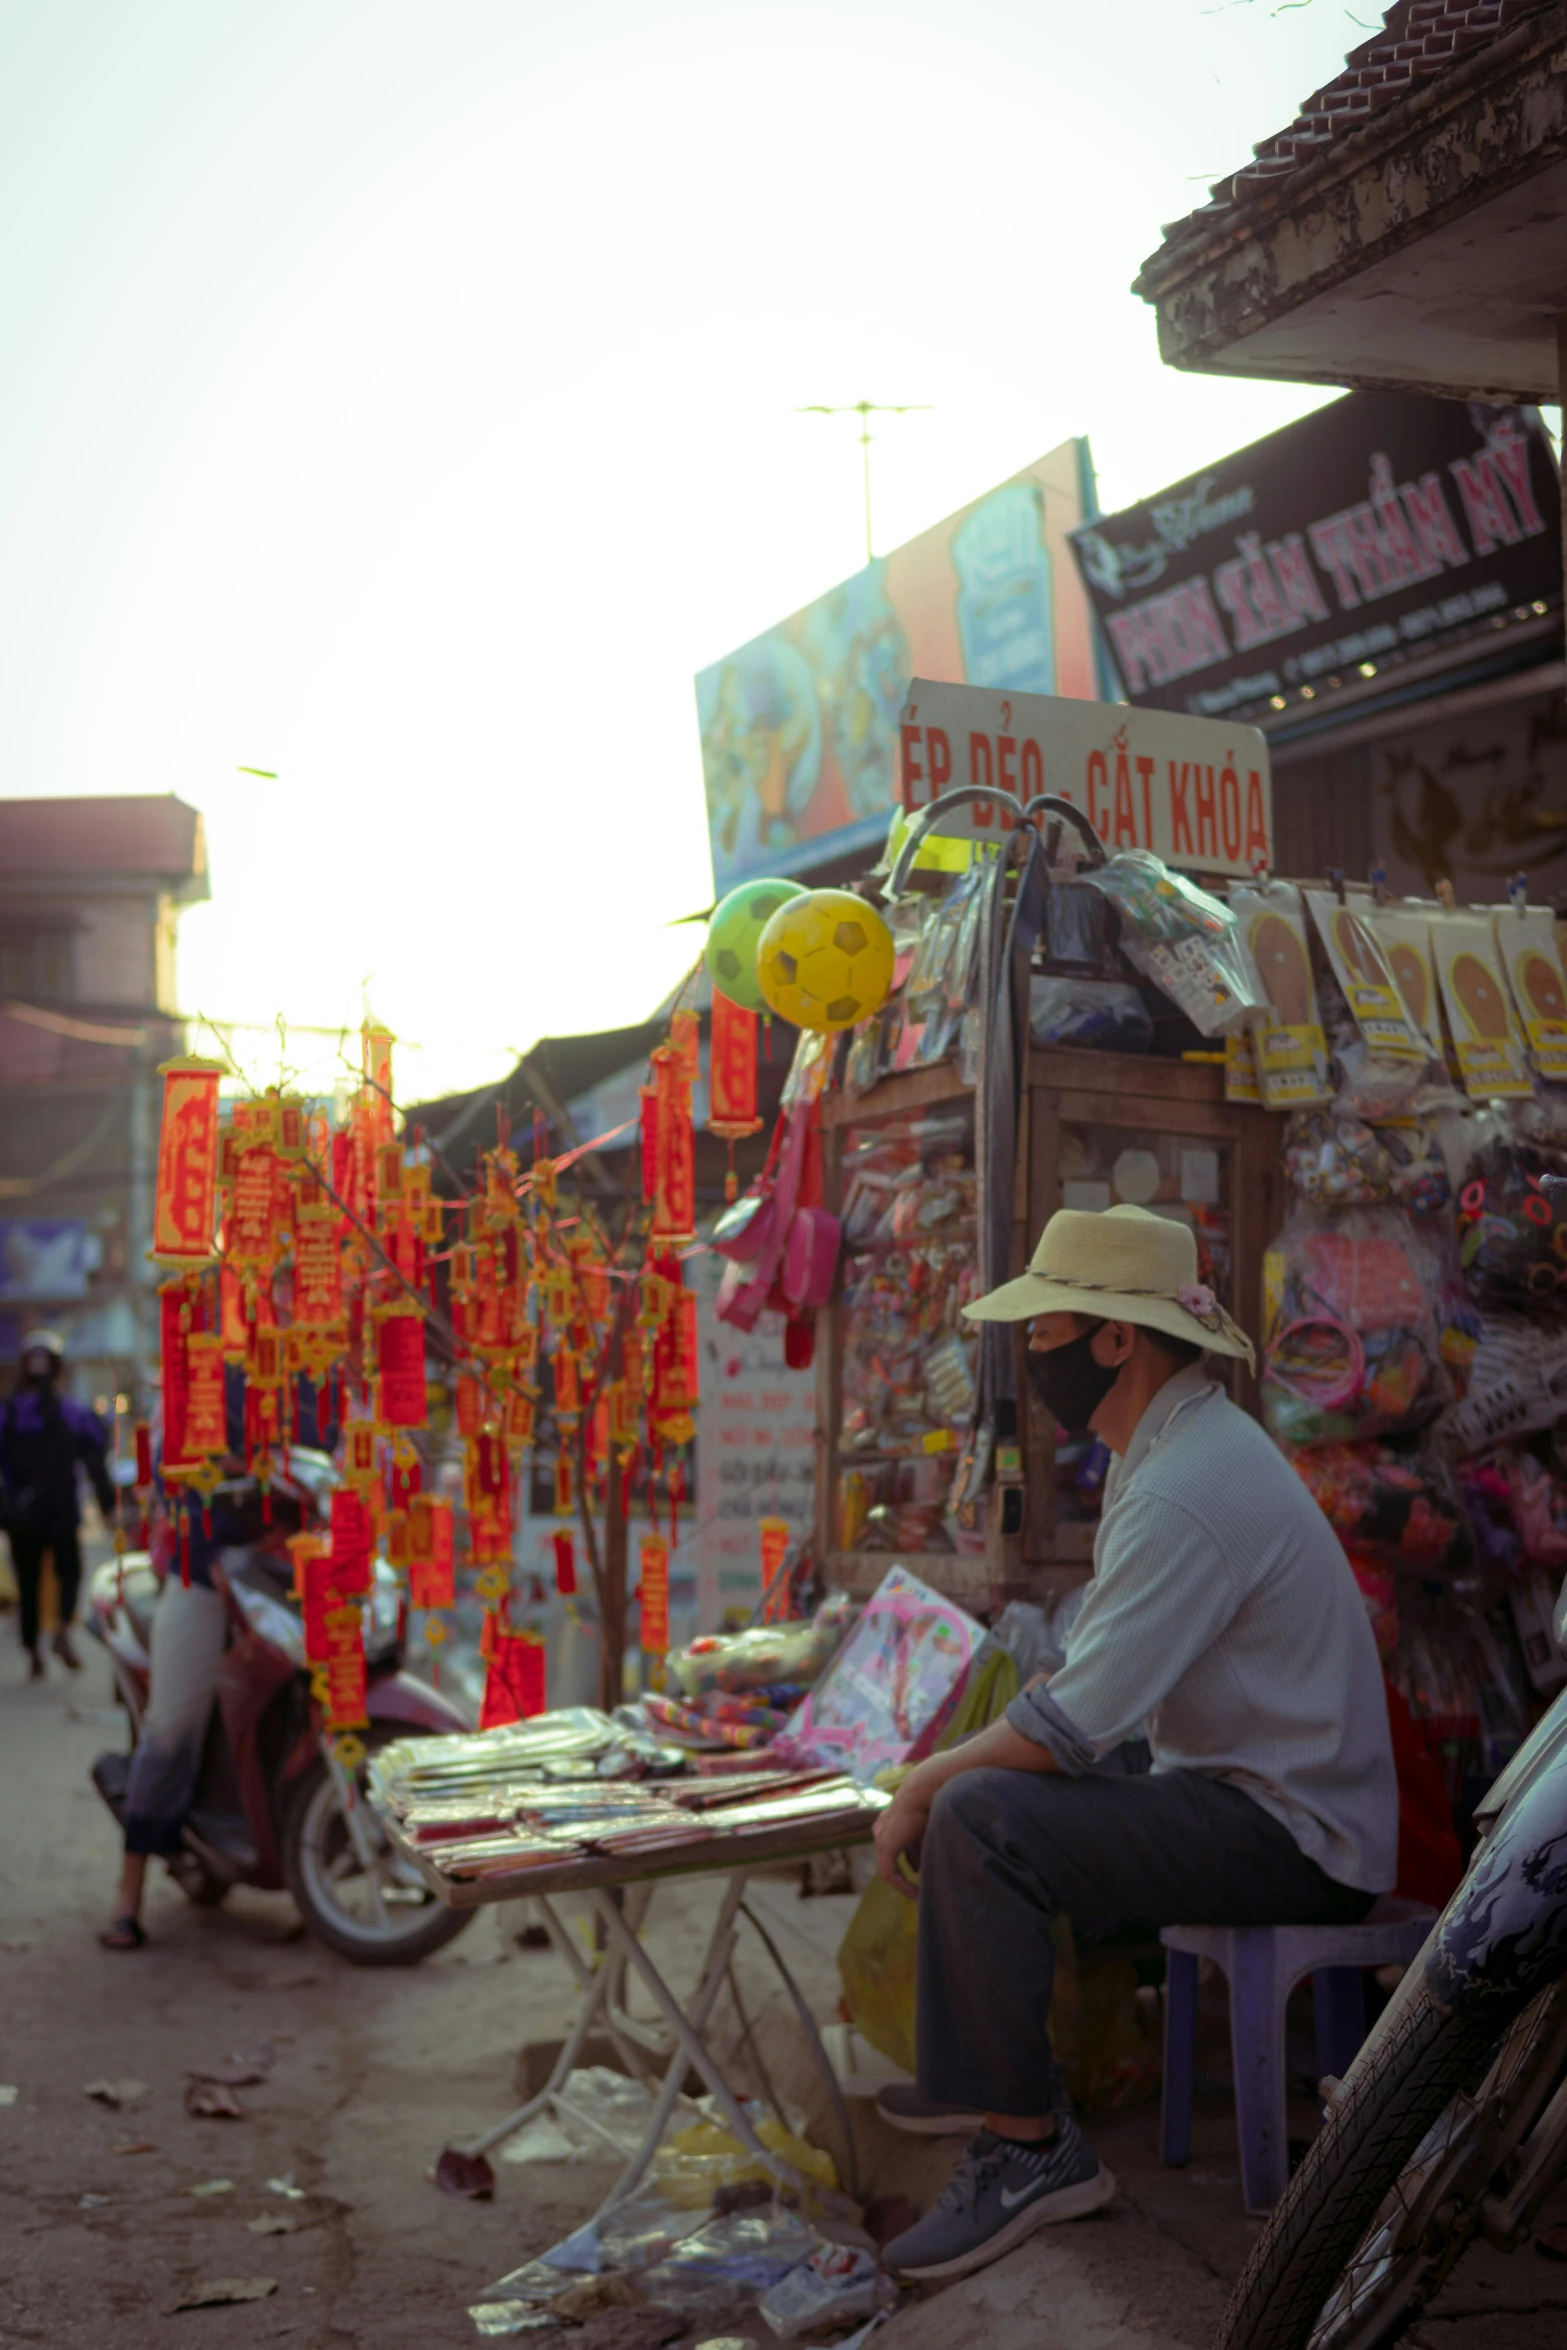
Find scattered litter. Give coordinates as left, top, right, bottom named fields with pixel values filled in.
left=188, top=2178, right=236, bottom=2197
left=191, top=2062, right=268, bottom=2090
left=85, top=2078, right=148, bottom=2108
left=0, top=1935, right=36, bottom=1953
left=756, top=2242, right=893, bottom=2338
left=551, top=2276, right=645, bottom=2321
left=114, top=2139, right=158, bottom=2156
left=0, top=2087, right=17, bottom=2107
left=276, top=1973, right=319, bottom=1990
left=1539, top=2221, right=1567, bottom=2261
left=185, top=2080, right=247, bottom=2119
left=637, top=2211, right=817, bottom=2317
left=232, top=2041, right=277, bottom=2073
left=552, top=2068, right=659, bottom=2160
left=468, top=2306, right=560, bottom=2338
left=248, top=2212, right=297, bottom=2236
left=435, top=2147, right=495, bottom=2199
left=78, top=2192, right=110, bottom=2209
left=166, top=2277, right=277, bottom=2312
left=501, top=2116, right=581, bottom=2166
left=693, top=2339, right=759, bottom=2350
left=654, top=2113, right=837, bottom=2210
left=267, top=2174, right=307, bottom=2200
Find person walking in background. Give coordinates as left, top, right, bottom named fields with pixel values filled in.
left=0, top=1329, right=116, bottom=1680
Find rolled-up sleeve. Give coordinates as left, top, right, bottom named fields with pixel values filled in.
left=1014, top=1490, right=1243, bottom=1761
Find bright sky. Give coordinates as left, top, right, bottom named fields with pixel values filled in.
left=1, top=0, right=1384, bottom=1103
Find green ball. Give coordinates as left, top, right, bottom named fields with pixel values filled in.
left=704, top=877, right=807, bottom=1013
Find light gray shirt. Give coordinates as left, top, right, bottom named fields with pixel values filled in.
left=1007, top=1366, right=1398, bottom=1893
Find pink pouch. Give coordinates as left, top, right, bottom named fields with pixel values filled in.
left=782, top=1206, right=841, bottom=1310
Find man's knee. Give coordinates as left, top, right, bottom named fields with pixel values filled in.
left=926, top=1766, right=1026, bottom=1861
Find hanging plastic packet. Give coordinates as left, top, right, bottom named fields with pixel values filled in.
left=1261, top=1206, right=1451, bottom=1448
left=1491, top=903, right=1567, bottom=1084
left=906, top=871, right=977, bottom=1024
left=1304, top=891, right=1426, bottom=1064
left=1225, top=1025, right=1262, bottom=1105
left=1029, top=975, right=1152, bottom=1054
left=1080, top=850, right=1265, bottom=1037
left=1363, top=903, right=1446, bottom=1059
left=1229, top=880, right=1332, bottom=1108
left=1437, top=1308, right=1567, bottom=1456
left=1430, top=910, right=1532, bottom=1099
left=1283, top=1111, right=1391, bottom=1207
left=1288, top=1439, right=1469, bottom=1573
left=1455, top=1138, right=1567, bottom=1305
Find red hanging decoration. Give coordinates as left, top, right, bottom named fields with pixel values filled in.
left=151, top=1058, right=223, bottom=1266
left=639, top=1535, right=670, bottom=1655
left=649, top=1049, right=695, bottom=1248
left=377, top=1310, right=427, bottom=1426
left=551, top=1529, right=577, bottom=1596
left=708, top=991, right=762, bottom=1203
left=479, top=1629, right=547, bottom=1728
left=330, top=1487, right=373, bottom=1598
left=409, top=1496, right=456, bottom=1609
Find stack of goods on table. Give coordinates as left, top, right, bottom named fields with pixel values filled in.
left=369, top=1565, right=989, bottom=1892
left=634, top=1594, right=858, bottom=1750
left=1238, top=882, right=1567, bottom=1834
left=371, top=1711, right=881, bottom=1888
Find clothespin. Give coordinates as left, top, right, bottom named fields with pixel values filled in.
left=1329, top=866, right=1347, bottom=906
left=1435, top=878, right=1456, bottom=912
left=1369, top=861, right=1388, bottom=907
left=1508, top=871, right=1528, bottom=920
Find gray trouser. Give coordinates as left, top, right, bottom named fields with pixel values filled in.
left=122, top=1578, right=228, bottom=1857
left=916, top=1766, right=1374, bottom=2117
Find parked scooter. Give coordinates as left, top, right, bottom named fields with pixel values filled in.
left=1218, top=1569, right=1567, bottom=2349
left=87, top=1460, right=476, bottom=1965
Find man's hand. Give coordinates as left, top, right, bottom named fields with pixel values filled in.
left=873, top=1766, right=938, bottom=1899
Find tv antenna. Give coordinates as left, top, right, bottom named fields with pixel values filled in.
left=795, top=398, right=932, bottom=564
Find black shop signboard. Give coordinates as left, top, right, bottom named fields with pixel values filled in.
left=1069, top=394, right=1561, bottom=721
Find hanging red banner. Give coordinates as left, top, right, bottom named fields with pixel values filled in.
left=708, top=993, right=760, bottom=1133
left=650, top=1051, right=695, bottom=1248
left=322, top=1605, right=369, bottom=1729
left=378, top=1312, right=427, bottom=1426
left=409, top=1496, right=456, bottom=1609
left=551, top=1529, right=577, bottom=1597
left=152, top=1059, right=224, bottom=1265
left=330, top=1486, right=373, bottom=1597
left=479, top=1629, right=546, bottom=1728
left=639, top=1534, right=670, bottom=1654
left=184, top=1333, right=228, bottom=1458
left=160, top=1283, right=194, bottom=1471
left=759, top=1514, right=792, bottom=1616
left=292, top=1216, right=342, bottom=1323
left=227, top=1146, right=285, bottom=1270
left=298, top=1544, right=340, bottom=1660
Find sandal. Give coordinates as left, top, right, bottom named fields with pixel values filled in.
left=98, top=1917, right=147, bottom=1950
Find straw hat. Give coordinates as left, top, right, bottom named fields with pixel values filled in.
left=963, top=1203, right=1254, bottom=1367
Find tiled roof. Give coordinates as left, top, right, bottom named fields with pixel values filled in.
left=0, top=795, right=206, bottom=886
left=1159, top=0, right=1557, bottom=245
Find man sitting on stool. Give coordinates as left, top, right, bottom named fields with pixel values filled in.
left=876, top=1204, right=1396, bottom=2283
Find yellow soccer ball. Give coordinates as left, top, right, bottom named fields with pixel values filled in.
left=756, top=889, right=895, bottom=1032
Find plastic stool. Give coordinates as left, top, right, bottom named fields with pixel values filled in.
left=1160, top=1898, right=1437, bottom=2212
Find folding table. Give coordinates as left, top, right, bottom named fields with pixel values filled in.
left=386, top=1799, right=885, bottom=2224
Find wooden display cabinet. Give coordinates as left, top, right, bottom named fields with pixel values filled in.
left=815, top=1047, right=1285, bottom=1614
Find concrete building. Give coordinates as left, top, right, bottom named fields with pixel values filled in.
left=0, top=795, right=207, bottom=1403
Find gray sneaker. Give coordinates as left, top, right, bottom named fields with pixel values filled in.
left=875, top=2082, right=984, bottom=2137
left=883, top=2121, right=1116, bottom=2281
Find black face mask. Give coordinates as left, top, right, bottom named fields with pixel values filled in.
left=1025, top=1328, right=1120, bottom=1434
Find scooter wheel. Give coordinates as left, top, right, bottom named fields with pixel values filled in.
left=282, top=1730, right=473, bottom=1968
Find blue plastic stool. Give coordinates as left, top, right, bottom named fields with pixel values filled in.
left=1160, top=1899, right=1437, bottom=2212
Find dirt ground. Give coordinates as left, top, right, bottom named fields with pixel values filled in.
left=2, top=1617, right=1565, bottom=2350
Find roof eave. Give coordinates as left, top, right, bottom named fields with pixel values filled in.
left=1133, top=4, right=1567, bottom=377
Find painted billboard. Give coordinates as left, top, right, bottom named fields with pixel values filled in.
left=696, top=440, right=1100, bottom=894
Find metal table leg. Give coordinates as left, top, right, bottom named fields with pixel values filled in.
left=589, top=1874, right=813, bottom=2208
left=455, top=1893, right=627, bottom=2161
